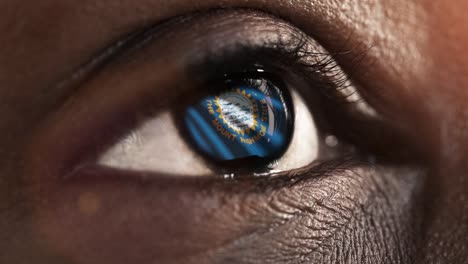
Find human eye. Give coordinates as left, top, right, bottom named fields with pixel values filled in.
left=98, top=70, right=315, bottom=176
left=32, top=10, right=409, bottom=181
left=98, top=65, right=326, bottom=177
left=25, top=9, right=428, bottom=264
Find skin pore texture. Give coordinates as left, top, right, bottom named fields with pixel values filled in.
left=0, top=0, right=467, bottom=263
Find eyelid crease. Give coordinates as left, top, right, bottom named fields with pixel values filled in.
left=53, top=8, right=377, bottom=122
left=32, top=9, right=392, bottom=181
left=52, top=28, right=150, bottom=109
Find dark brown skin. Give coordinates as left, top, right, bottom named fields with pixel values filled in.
left=0, top=0, right=467, bottom=263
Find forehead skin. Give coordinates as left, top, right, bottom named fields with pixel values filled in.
left=0, top=0, right=467, bottom=263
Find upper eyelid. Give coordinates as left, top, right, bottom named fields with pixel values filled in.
left=57, top=9, right=313, bottom=86
left=52, top=9, right=351, bottom=110
left=30, top=11, right=325, bottom=174
left=41, top=7, right=380, bottom=130
left=54, top=11, right=317, bottom=110
left=119, top=10, right=374, bottom=114
left=47, top=9, right=378, bottom=143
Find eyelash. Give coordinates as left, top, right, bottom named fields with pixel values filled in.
left=40, top=10, right=415, bottom=181
left=183, top=45, right=365, bottom=131
left=158, top=53, right=376, bottom=177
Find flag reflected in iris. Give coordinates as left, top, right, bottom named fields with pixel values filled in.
left=183, top=77, right=294, bottom=164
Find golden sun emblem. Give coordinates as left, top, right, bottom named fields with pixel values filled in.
left=214, top=88, right=259, bottom=136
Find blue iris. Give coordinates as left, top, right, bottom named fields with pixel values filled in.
left=183, top=78, right=293, bottom=164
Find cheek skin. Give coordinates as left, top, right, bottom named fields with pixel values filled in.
left=415, top=1, right=468, bottom=262
left=29, top=165, right=422, bottom=264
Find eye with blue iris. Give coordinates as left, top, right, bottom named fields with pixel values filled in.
left=182, top=76, right=294, bottom=167
left=98, top=69, right=321, bottom=176
left=74, top=13, right=388, bottom=179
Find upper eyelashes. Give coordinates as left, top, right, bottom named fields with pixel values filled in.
left=31, top=9, right=393, bottom=181
left=94, top=12, right=377, bottom=177
left=98, top=71, right=320, bottom=177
